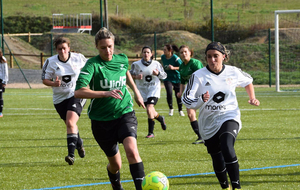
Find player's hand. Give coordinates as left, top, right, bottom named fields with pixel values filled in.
left=248, top=98, right=260, bottom=106
left=177, top=92, right=182, bottom=98
left=136, top=74, right=143, bottom=80
left=134, top=94, right=145, bottom=109
left=202, top=91, right=210, bottom=102
left=152, top=69, right=159, bottom=76
left=54, top=76, right=61, bottom=87
left=168, top=65, right=174, bottom=70
left=108, top=89, right=123, bottom=100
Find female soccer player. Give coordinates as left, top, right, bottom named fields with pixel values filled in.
left=75, top=27, right=146, bottom=190
left=182, top=42, right=260, bottom=190
left=42, top=37, right=87, bottom=165
left=130, top=46, right=167, bottom=138
left=0, top=49, right=8, bottom=117
left=177, top=45, right=204, bottom=144
left=161, top=44, right=184, bottom=116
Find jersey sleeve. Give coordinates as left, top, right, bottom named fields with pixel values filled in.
left=192, top=59, right=204, bottom=72
left=2, top=59, right=8, bottom=84
left=75, top=60, right=95, bottom=90
left=79, top=53, right=88, bottom=68
left=129, top=62, right=139, bottom=76
left=41, top=59, right=54, bottom=80
left=156, top=61, right=167, bottom=80
left=236, top=67, right=253, bottom=87
left=182, top=73, right=204, bottom=110
left=174, top=55, right=183, bottom=67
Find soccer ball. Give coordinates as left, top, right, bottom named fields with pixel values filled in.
left=142, top=171, right=169, bottom=190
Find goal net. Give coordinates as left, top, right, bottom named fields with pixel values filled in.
left=274, top=10, right=300, bottom=92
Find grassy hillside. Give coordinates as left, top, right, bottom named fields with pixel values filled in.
left=4, top=0, right=300, bottom=26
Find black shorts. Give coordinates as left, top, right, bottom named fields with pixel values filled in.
left=204, top=120, right=239, bottom=155
left=91, top=111, right=138, bottom=157
left=54, top=96, right=86, bottom=120
left=144, top=97, right=158, bottom=106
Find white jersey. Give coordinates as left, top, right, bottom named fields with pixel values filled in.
left=182, top=65, right=253, bottom=140
left=0, top=56, right=8, bottom=84
left=130, top=59, right=167, bottom=101
left=42, top=52, right=87, bottom=104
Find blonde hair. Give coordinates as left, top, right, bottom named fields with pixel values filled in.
left=95, top=27, right=115, bottom=45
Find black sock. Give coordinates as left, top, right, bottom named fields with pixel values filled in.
left=129, top=162, right=145, bottom=190
left=211, top=152, right=229, bottom=189
left=154, top=114, right=164, bottom=123
left=191, top=120, right=201, bottom=139
left=76, top=131, right=83, bottom=148
left=226, top=159, right=241, bottom=189
left=67, top=133, right=78, bottom=157
left=107, top=167, right=122, bottom=190
left=148, top=118, right=155, bottom=134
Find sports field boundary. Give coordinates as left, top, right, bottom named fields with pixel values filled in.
left=26, top=163, right=300, bottom=190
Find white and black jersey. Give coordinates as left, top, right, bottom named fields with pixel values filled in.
left=42, top=52, right=87, bottom=104
left=182, top=65, right=253, bottom=140
left=130, top=59, right=167, bottom=101
left=0, top=56, right=8, bottom=84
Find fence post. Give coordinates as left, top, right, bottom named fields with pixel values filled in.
left=9, top=51, right=13, bottom=68
left=28, top=32, right=31, bottom=43
left=40, top=52, right=44, bottom=69
left=268, top=28, right=271, bottom=87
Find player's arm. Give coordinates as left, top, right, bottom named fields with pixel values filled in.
left=74, top=87, right=123, bottom=100
left=245, top=83, right=260, bottom=106
left=177, top=83, right=185, bottom=98
left=126, top=71, right=145, bottom=109
left=153, top=63, right=167, bottom=80
left=42, top=76, right=61, bottom=87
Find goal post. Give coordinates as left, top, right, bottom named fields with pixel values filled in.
left=274, top=10, right=300, bottom=92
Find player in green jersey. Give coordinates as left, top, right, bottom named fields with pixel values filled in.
left=161, top=44, right=185, bottom=117
left=75, top=27, right=145, bottom=190
left=177, top=45, right=204, bottom=144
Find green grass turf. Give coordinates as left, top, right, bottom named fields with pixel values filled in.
left=0, top=87, right=299, bottom=189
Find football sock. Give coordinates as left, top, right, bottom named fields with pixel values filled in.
left=0, top=90, right=3, bottom=113
left=226, top=159, right=241, bottom=189
left=211, top=152, right=229, bottom=189
left=154, top=114, right=163, bottom=123
left=148, top=118, right=155, bottom=134
left=107, top=167, right=123, bottom=190
left=191, top=120, right=201, bottom=139
left=0, top=99, right=3, bottom=113
left=129, top=162, right=145, bottom=190
left=76, top=131, right=83, bottom=148
left=67, top=133, right=78, bottom=158
left=219, top=132, right=241, bottom=189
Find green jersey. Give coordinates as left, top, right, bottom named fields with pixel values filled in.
left=179, top=58, right=203, bottom=84
left=75, top=54, right=133, bottom=121
left=161, top=54, right=182, bottom=83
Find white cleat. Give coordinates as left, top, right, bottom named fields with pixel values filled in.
left=179, top=111, right=185, bottom=116
left=169, top=109, right=174, bottom=116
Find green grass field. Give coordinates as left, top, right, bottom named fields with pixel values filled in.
left=4, top=0, right=300, bottom=25
left=1, top=87, right=300, bottom=189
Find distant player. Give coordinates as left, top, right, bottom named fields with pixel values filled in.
left=130, top=46, right=167, bottom=138
left=177, top=45, right=204, bottom=144
left=0, top=49, right=8, bottom=117
left=41, top=37, right=87, bottom=165
left=161, top=44, right=185, bottom=117
left=182, top=42, right=260, bottom=190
